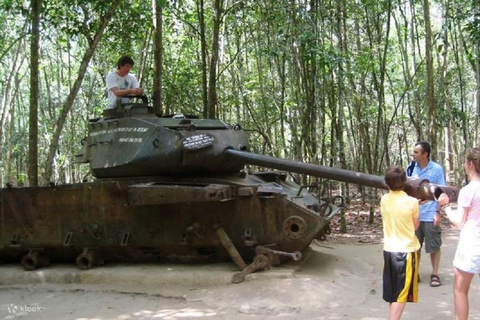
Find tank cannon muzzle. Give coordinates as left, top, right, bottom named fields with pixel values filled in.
left=405, top=178, right=459, bottom=203
left=223, top=148, right=459, bottom=202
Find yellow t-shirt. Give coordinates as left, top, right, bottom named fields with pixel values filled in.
left=380, top=190, right=420, bottom=252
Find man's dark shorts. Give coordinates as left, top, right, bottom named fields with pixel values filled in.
left=415, top=222, right=442, bottom=253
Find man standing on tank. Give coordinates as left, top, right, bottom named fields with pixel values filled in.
left=106, top=55, right=144, bottom=109
left=409, top=141, right=446, bottom=287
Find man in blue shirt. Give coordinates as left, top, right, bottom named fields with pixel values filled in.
left=410, top=141, right=446, bottom=287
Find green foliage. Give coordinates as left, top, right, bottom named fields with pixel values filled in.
left=0, top=0, right=479, bottom=186
left=463, top=14, right=480, bottom=43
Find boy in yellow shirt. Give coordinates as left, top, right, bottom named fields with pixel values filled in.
left=381, top=166, right=420, bottom=320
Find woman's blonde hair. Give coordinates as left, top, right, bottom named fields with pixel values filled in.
left=466, top=147, right=480, bottom=173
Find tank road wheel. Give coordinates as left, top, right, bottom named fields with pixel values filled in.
left=21, top=250, right=50, bottom=271
left=76, top=249, right=104, bottom=270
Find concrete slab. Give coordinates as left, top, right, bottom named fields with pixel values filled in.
left=0, top=260, right=298, bottom=287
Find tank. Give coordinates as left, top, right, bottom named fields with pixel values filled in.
left=0, top=97, right=459, bottom=282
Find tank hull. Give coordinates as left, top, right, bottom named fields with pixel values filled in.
left=0, top=172, right=336, bottom=266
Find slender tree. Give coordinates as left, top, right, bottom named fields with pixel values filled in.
left=197, top=0, right=209, bottom=118
left=28, top=0, right=40, bottom=187
left=424, top=0, right=437, bottom=151
left=207, top=0, right=223, bottom=118
left=43, top=0, right=121, bottom=183
left=152, top=0, right=164, bottom=116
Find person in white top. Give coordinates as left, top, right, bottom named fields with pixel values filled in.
left=441, top=147, right=480, bottom=320
left=105, top=55, right=144, bottom=109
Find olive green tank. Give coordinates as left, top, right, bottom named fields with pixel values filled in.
left=0, top=98, right=459, bottom=282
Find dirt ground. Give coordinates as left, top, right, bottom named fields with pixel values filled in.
left=1, top=213, right=480, bottom=319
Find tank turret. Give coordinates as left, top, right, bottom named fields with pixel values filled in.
left=76, top=97, right=459, bottom=202
left=76, top=102, right=248, bottom=178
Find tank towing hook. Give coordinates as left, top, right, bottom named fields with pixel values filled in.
left=214, top=224, right=301, bottom=283
left=231, top=246, right=302, bottom=284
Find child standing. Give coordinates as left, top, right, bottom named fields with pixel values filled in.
left=381, top=166, right=420, bottom=320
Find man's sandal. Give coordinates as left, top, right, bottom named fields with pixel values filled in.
left=430, top=274, right=441, bottom=287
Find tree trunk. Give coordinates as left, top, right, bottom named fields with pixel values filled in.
left=28, top=0, right=41, bottom=187
left=197, top=0, right=208, bottom=118
left=408, top=0, right=423, bottom=140
left=423, top=0, right=437, bottom=152
left=440, top=0, right=453, bottom=183
left=207, top=0, right=223, bottom=119
left=450, top=6, right=467, bottom=184
left=0, top=38, right=25, bottom=185
left=43, top=0, right=121, bottom=183
left=5, top=73, right=25, bottom=185
left=153, top=0, right=163, bottom=116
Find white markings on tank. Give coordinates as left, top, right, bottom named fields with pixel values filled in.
left=89, top=127, right=149, bottom=137
left=118, top=138, right=143, bottom=143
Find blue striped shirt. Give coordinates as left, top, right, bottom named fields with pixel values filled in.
left=411, top=160, right=446, bottom=222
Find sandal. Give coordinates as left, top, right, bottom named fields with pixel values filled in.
left=430, top=274, right=441, bottom=287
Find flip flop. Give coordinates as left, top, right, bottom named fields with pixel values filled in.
left=430, top=274, right=441, bottom=287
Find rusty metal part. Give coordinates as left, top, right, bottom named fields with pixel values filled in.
left=215, top=224, right=247, bottom=271
left=332, top=195, right=345, bottom=207
left=317, top=203, right=332, bottom=217
left=0, top=174, right=333, bottom=267
left=180, top=223, right=206, bottom=245
left=283, top=216, right=306, bottom=240
left=21, top=250, right=50, bottom=271
left=315, top=225, right=331, bottom=241
left=76, top=248, right=104, bottom=270
left=232, top=254, right=270, bottom=284
left=256, top=246, right=302, bottom=261
left=242, top=229, right=257, bottom=247
left=404, top=178, right=460, bottom=202
left=231, top=246, right=304, bottom=283
left=128, top=183, right=235, bottom=206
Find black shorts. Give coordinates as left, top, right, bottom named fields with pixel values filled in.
left=383, top=251, right=419, bottom=303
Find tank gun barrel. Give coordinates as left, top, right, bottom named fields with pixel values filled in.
left=224, top=149, right=459, bottom=202
left=225, top=148, right=385, bottom=189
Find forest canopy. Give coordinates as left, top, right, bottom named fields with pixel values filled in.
left=0, top=0, right=479, bottom=188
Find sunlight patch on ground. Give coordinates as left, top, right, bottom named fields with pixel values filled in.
left=132, top=308, right=217, bottom=319
left=72, top=308, right=218, bottom=320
